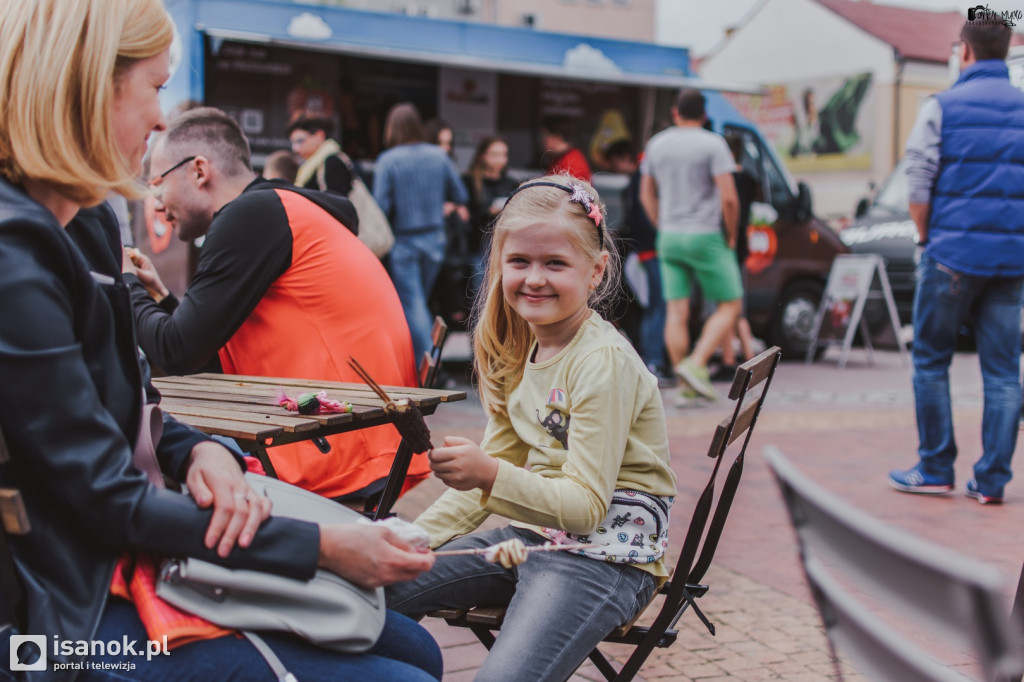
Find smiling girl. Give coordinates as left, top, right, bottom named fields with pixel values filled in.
left=387, top=175, right=677, bottom=681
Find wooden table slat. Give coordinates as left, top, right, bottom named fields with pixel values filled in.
left=155, top=379, right=442, bottom=408
left=158, top=401, right=324, bottom=432
left=155, top=374, right=467, bottom=402
left=160, top=396, right=356, bottom=426
left=171, top=415, right=283, bottom=441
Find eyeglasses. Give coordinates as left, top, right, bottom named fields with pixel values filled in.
left=149, top=155, right=197, bottom=187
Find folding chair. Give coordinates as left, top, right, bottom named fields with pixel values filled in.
left=0, top=425, right=30, bottom=640
left=367, top=316, right=449, bottom=520
left=428, top=345, right=782, bottom=681
left=764, top=446, right=1024, bottom=682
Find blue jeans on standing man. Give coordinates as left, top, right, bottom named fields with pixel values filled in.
left=638, top=254, right=668, bottom=372
left=386, top=526, right=656, bottom=682
left=390, top=228, right=447, bottom=364
left=912, top=253, right=1024, bottom=498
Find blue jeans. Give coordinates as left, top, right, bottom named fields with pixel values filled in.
left=638, top=256, right=668, bottom=371
left=386, top=527, right=657, bottom=682
left=390, top=229, right=446, bottom=364
left=912, top=253, right=1024, bottom=497
left=78, top=599, right=442, bottom=681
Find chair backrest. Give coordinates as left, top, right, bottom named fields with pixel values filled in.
left=612, top=347, right=781, bottom=681
left=0, top=425, right=29, bottom=634
left=676, top=345, right=781, bottom=588
left=765, top=446, right=1024, bottom=682
left=418, top=316, right=449, bottom=389
left=368, top=316, right=450, bottom=520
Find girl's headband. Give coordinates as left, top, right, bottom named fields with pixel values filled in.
left=502, top=180, right=605, bottom=246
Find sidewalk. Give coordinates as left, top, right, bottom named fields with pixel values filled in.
left=395, top=348, right=1023, bottom=680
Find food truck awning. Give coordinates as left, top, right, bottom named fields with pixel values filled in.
left=170, top=0, right=762, bottom=94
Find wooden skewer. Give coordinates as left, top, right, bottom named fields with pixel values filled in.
left=433, top=542, right=600, bottom=557
left=347, top=357, right=393, bottom=404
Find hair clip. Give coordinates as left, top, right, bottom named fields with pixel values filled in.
left=568, top=182, right=603, bottom=229
left=502, top=180, right=605, bottom=245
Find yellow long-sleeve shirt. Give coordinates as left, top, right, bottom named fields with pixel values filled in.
left=415, top=312, right=677, bottom=579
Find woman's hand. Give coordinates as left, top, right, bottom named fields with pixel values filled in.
left=122, top=247, right=169, bottom=302
left=186, top=441, right=272, bottom=557
left=318, top=524, right=434, bottom=589
left=428, top=436, right=498, bottom=493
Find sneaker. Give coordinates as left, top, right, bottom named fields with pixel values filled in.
left=888, top=466, right=953, bottom=494
left=675, top=359, right=717, bottom=400
left=966, top=479, right=1003, bottom=505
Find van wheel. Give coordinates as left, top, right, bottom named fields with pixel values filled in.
left=770, top=281, right=824, bottom=360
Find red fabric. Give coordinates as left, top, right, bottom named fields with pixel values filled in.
left=218, top=189, right=428, bottom=498
left=244, top=456, right=267, bottom=475
left=110, top=554, right=233, bottom=649
left=547, top=148, right=592, bottom=182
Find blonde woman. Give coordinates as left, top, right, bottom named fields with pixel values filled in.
left=0, top=2, right=438, bottom=679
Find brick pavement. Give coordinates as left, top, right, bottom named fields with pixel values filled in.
left=395, top=347, right=1022, bottom=680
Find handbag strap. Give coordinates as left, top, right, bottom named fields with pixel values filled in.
left=133, top=399, right=166, bottom=489
left=243, top=631, right=298, bottom=682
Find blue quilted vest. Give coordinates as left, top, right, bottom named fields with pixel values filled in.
left=928, top=60, right=1024, bottom=276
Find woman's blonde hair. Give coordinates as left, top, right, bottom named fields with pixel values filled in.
left=471, top=174, right=620, bottom=416
left=0, top=0, right=173, bottom=205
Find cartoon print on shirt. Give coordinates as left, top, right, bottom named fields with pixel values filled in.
left=537, top=408, right=570, bottom=449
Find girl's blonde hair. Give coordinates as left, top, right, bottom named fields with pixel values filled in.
left=0, top=0, right=173, bottom=206
left=471, top=174, right=620, bottom=416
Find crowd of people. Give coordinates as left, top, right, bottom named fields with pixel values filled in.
left=2, top=0, right=1018, bottom=680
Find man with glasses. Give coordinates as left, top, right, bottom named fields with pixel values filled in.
left=888, top=19, right=1024, bottom=505
left=125, top=107, right=430, bottom=506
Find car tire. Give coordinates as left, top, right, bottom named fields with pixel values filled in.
left=770, top=280, right=825, bottom=361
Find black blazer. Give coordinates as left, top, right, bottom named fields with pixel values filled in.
left=0, top=181, right=319, bottom=680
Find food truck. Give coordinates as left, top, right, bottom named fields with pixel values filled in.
left=153, top=0, right=847, bottom=358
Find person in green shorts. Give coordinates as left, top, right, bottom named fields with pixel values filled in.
left=640, top=88, right=741, bottom=401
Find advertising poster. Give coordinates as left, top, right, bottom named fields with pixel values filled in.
left=724, top=72, right=875, bottom=173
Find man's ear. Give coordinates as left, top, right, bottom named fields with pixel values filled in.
left=192, top=156, right=211, bottom=188
left=961, top=40, right=974, bottom=66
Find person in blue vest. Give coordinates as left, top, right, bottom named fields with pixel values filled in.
left=888, top=18, right=1024, bottom=504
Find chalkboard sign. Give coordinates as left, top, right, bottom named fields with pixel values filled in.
left=805, top=254, right=908, bottom=368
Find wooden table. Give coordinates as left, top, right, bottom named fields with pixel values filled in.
left=153, top=373, right=467, bottom=479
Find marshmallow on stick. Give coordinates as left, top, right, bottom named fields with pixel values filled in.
left=348, top=357, right=433, bottom=454
left=433, top=539, right=599, bottom=568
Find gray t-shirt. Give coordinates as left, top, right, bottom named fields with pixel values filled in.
left=641, top=126, right=735, bottom=234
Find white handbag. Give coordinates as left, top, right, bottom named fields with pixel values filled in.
left=318, top=154, right=395, bottom=258
left=156, top=473, right=386, bottom=653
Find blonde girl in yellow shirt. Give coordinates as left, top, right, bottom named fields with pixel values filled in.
left=387, top=175, right=676, bottom=682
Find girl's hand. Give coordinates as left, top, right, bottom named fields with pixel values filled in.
left=428, top=436, right=499, bottom=493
